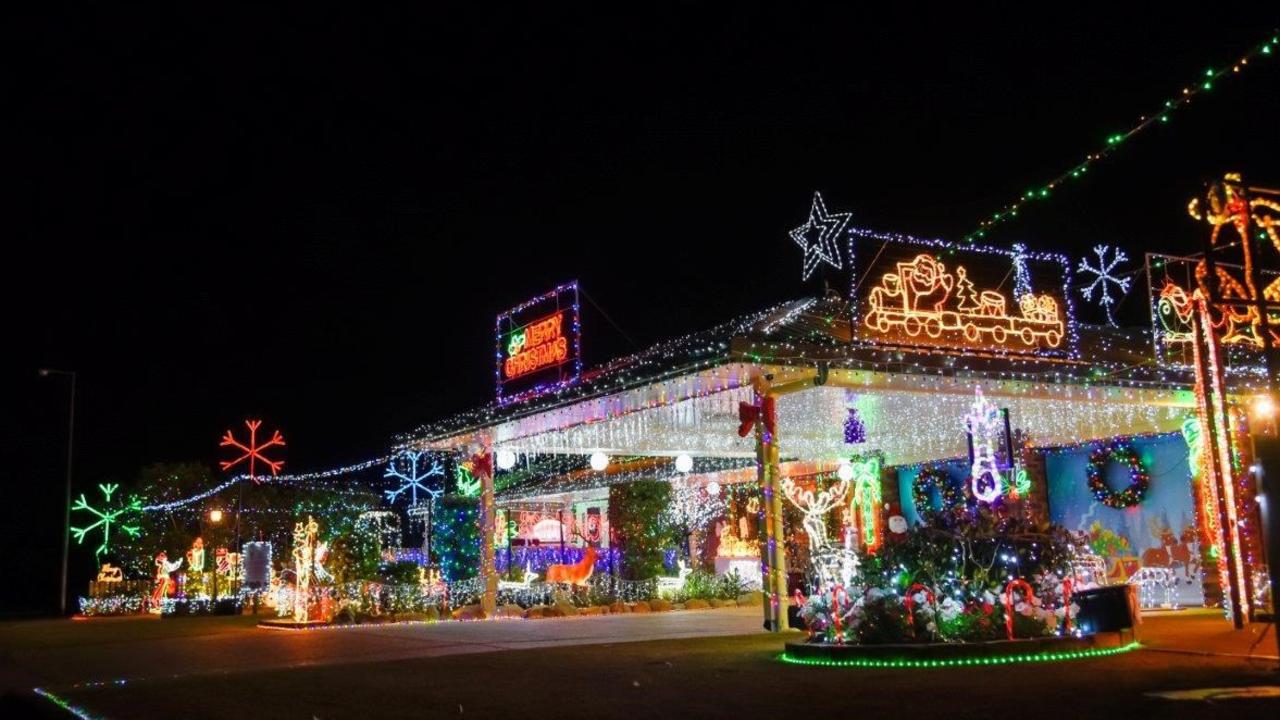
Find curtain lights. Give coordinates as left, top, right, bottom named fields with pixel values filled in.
left=964, top=33, right=1278, bottom=243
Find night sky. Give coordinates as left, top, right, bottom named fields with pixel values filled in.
left=7, top=7, right=1279, bottom=613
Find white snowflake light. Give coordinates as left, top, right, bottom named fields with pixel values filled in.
left=1077, top=244, right=1132, bottom=327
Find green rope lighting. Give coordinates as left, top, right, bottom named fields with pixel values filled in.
left=778, top=641, right=1139, bottom=668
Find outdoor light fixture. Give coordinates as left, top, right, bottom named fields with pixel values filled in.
left=1252, top=395, right=1275, bottom=419
left=589, top=451, right=609, bottom=471
left=836, top=462, right=855, bottom=482
left=209, top=509, right=223, bottom=523
left=705, top=480, right=721, bottom=496
left=675, top=453, right=693, bottom=473
left=496, top=448, right=517, bottom=470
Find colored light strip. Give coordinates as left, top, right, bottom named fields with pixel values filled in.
left=34, top=687, right=104, bottom=720
left=778, top=641, right=1139, bottom=668
left=964, top=34, right=1276, bottom=243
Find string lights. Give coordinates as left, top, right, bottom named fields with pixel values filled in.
left=964, top=33, right=1278, bottom=243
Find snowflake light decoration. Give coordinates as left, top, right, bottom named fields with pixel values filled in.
left=220, top=419, right=285, bottom=483
left=1077, top=244, right=1132, bottom=327
left=384, top=451, right=446, bottom=505
left=71, top=483, right=142, bottom=561
left=790, top=191, right=852, bottom=281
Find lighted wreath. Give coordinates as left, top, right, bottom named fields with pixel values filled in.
left=1086, top=441, right=1149, bottom=509
left=912, top=467, right=964, bottom=512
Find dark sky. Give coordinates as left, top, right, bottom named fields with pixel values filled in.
left=7, top=7, right=1279, bottom=612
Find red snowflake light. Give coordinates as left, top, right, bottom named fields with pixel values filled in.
left=220, top=419, right=285, bottom=483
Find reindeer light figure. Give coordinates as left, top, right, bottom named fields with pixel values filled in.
left=780, top=475, right=850, bottom=554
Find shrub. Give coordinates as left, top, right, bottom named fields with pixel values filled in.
left=433, top=495, right=480, bottom=581
left=608, top=480, right=672, bottom=580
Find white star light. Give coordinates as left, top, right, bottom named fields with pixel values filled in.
left=1077, top=244, right=1132, bottom=327
left=790, top=191, right=851, bottom=281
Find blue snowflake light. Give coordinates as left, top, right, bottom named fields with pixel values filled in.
left=384, top=451, right=446, bottom=506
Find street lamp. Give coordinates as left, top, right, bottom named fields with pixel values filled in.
left=39, top=368, right=76, bottom=616
left=208, top=509, right=224, bottom=524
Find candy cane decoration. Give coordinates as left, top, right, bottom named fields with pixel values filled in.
left=1003, top=578, right=1035, bottom=640
left=830, top=585, right=849, bottom=645
left=1061, top=578, right=1073, bottom=634
left=849, top=457, right=883, bottom=551
left=793, top=589, right=813, bottom=640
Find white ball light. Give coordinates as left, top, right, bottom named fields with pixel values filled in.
left=675, top=453, right=694, bottom=473
left=836, top=462, right=854, bottom=481
left=589, top=451, right=609, bottom=471
left=705, top=481, right=721, bottom=496
left=496, top=449, right=517, bottom=470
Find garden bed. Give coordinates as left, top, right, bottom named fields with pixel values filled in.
left=782, top=630, right=1137, bottom=667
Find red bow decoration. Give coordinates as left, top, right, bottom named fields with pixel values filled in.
left=470, top=452, right=493, bottom=479
left=737, top=397, right=777, bottom=438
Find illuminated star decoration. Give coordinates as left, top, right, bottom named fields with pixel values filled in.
left=219, top=419, right=285, bottom=484
left=790, top=191, right=852, bottom=281
left=71, top=483, right=142, bottom=561
left=384, top=450, right=446, bottom=505
left=1077, top=244, right=1132, bottom=327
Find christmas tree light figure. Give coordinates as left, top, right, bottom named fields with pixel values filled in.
left=1011, top=243, right=1033, bottom=299
left=384, top=451, right=446, bottom=505
left=1077, top=244, right=1132, bottom=327
left=71, top=483, right=142, bottom=561
left=220, top=419, right=285, bottom=483
left=454, top=464, right=482, bottom=497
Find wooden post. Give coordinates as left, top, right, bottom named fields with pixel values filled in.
left=479, top=447, right=497, bottom=617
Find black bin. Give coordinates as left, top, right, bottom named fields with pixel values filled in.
left=1072, top=584, right=1136, bottom=634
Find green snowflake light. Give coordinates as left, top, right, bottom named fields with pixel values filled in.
left=70, top=483, right=142, bottom=561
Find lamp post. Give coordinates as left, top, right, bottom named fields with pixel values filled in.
left=208, top=508, right=222, bottom=605
left=39, top=368, right=76, bottom=616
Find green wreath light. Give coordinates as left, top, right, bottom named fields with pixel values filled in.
left=1086, top=441, right=1149, bottom=509
left=912, top=467, right=964, bottom=512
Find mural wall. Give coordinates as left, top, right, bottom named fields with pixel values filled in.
left=1045, top=433, right=1204, bottom=607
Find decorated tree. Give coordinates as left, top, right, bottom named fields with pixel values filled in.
left=608, top=480, right=673, bottom=580
left=432, top=495, right=481, bottom=582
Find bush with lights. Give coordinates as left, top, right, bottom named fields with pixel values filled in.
left=608, top=479, right=675, bottom=580
left=797, top=503, right=1080, bottom=645
left=432, top=495, right=481, bottom=582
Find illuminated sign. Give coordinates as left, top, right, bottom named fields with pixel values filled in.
left=496, top=282, right=582, bottom=403
left=848, top=230, right=1075, bottom=357
left=1147, top=253, right=1275, bottom=373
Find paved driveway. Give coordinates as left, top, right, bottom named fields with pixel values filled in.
left=1, top=606, right=765, bottom=694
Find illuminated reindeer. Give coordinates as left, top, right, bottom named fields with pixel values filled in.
left=544, top=543, right=598, bottom=586
left=780, top=476, right=849, bottom=554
